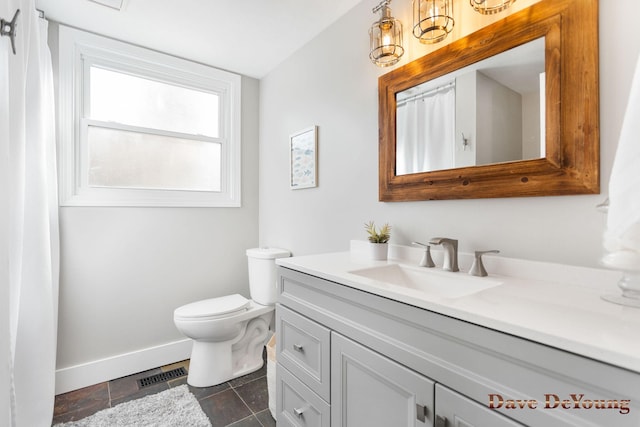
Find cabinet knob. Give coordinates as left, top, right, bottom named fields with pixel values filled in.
left=293, top=344, right=304, bottom=352
left=294, top=404, right=310, bottom=417
left=435, top=415, right=447, bottom=427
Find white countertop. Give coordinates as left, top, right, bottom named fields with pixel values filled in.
left=276, top=242, right=640, bottom=374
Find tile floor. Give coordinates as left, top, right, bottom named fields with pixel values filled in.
left=52, top=358, right=275, bottom=427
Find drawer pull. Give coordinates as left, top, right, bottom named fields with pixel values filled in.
left=293, top=344, right=304, bottom=352
left=416, top=404, right=428, bottom=422
left=294, top=404, right=310, bottom=417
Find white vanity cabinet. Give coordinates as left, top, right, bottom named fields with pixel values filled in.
left=275, top=266, right=640, bottom=427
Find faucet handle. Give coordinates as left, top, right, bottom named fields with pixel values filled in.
left=469, top=250, right=500, bottom=277
left=412, top=242, right=435, bottom=268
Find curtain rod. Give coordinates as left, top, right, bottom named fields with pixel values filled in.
left=396, top=81, right=455, bottom=107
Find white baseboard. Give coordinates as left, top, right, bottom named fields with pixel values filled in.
left=55, top=339, right=192, bottom=395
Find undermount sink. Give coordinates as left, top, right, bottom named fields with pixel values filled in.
left=348, top=263, right=503, bottom=299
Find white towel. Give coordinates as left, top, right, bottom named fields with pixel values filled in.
left=604, top=53, right=640, bottom=271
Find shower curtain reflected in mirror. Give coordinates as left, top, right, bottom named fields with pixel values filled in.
left=396, top=84, right=455, bottom=175
left=2, top=1, right=59, bottom=425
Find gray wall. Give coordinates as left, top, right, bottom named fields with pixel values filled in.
left=454, top=72, right=476, bottom=168
left=521, top=87, right=542, bottom=160
left=52, top=18, right=261, bottom=384
left=476, top=72, right=522, bottom=165
left=259, top=0, right=640, bottom=269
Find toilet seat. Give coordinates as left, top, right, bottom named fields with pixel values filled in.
left=174, top=294, right=250, bottom=321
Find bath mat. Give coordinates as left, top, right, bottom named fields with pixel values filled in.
left=54, top=384, right=211, bottom=427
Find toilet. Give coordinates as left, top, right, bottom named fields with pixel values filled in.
left=173, top=247, right=290, bottom=387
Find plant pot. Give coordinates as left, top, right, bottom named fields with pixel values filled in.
left=368, top=242, right=389, bottom=261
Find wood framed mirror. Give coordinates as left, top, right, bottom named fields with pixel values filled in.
left=378, top=0, right=599, bottom=201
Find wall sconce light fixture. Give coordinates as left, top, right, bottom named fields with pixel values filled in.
left=413, top=0, right=454, bottom=44
left=470, top=0, right=516, bottom=15
left=369, top=0, right=404, bottom=67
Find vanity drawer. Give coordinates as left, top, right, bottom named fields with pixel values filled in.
left=276, top=304, right=331, bottom=401
left=277, top=364, right=330, bottom=427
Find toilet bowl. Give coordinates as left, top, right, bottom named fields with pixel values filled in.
left=173, top=247, right=290, bottom=387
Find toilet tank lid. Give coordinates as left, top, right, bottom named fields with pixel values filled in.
left=246, top=247, right=291, bottom=259
left=174, top=294, right=250, bottom=318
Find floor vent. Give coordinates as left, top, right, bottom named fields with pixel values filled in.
left=137, top=367, right=187, bottom=388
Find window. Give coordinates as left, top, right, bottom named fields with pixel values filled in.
left=58, top=26, right=241, bottom=206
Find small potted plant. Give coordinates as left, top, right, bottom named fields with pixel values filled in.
left=364, top=221, right=391, bottom=260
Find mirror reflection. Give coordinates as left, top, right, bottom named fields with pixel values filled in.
left=395, top=38, right=545, bottom=175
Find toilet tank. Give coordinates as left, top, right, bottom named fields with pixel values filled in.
left=246, top=247, right=291, bottom=305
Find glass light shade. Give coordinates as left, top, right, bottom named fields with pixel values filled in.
left=470, top=0, right=516, bottom=15
left=413, top=0, right=454, bottom=44
left=369, top=5, right=404, bottom=67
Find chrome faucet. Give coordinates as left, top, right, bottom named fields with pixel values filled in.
left=429, top=237, right=459, bottom=272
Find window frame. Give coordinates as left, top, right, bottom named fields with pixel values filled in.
left=58, top=26, right=242, bottom=207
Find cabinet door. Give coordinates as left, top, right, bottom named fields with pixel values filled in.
left=331, top=332, right=435, bottom=427
left=435, top=384, right=523, bottom=427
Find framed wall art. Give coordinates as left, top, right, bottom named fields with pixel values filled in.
left=290, top=126, right=318, bottom=189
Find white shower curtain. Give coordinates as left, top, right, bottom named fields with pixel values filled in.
left=396, top=85, right=455, bottom=175
left=2, top=23, right=12, bottom=427
left=2, top=1, right=60, bottom=426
